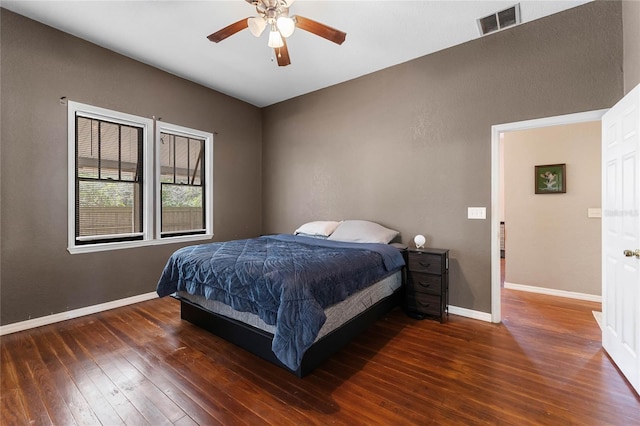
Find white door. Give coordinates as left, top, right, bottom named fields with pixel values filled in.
left=602, top=84, right=640, bottom=395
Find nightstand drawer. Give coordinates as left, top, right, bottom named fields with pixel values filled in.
left=407, top=272, right=442, bottom=295
left=406, top=293, right=441, bottom=315
left=407, top=252, right=443, bottom=275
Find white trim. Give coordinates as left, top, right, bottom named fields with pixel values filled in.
left=155, top=121, right=214, bottom=240
left=68, top=102, right=77, bottom=252
left=67, top=233, right=213, bottom=254
left=76, top=232, right=144, bottom=241
left=161, top=229, right=206, bottom=237
left=449, top=305, right=493, bottom=322
left=490, top=109, right=608, bottom=323
left=0, top=292, right=158, bottom=336
left=504, top=282, right=602, bottom=303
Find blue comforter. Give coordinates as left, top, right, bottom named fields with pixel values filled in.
left=156, top=234, right=405, bottom=370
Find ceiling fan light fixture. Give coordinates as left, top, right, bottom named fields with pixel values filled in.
left=247, top=16, right=266, bottom=37
left=268, top=26, right=284, bottom=48
left=276, top=16, right=295, bottom=38
left=207, top=0, right=346, bottom=67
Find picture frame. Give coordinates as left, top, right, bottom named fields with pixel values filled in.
left=535, top=163, right=566, bottom=194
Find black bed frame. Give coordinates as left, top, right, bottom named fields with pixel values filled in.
left=177, top=287, right=403, bottom=378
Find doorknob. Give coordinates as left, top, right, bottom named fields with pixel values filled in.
left=623, top=249, right=640, bottom=259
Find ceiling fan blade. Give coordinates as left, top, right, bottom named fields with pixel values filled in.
left=275, top=38, right=291, bottom=66
left=293, top=15, right=346, bottom=45
left=207, top=18, right=249, bottom=43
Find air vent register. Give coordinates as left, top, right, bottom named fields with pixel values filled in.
left=478, top=4, right=521, bottom=35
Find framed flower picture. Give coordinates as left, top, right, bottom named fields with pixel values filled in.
left=535, top=163, right=566, bottom=194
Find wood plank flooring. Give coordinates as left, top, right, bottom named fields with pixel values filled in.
left=1, top=289, right=639, bottom=425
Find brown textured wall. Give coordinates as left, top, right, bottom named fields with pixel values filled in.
left=623, top=0, right=640, bottom=94
left=261, top=1, right=623, bottom=314
left=0, top=9, right=262, bottom=325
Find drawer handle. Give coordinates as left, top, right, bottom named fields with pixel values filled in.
left=419, top=262, right=432, bottom=268
left=418, top=282, right=432, bottom=288
left=418, top=301, right=431, bottom=308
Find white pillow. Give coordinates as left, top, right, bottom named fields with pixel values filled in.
left=294, top=221, right=341, bottom=237
left=328, top=220, right=399, bottom=244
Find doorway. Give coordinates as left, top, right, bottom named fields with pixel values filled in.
left=490, top=109, right=608, bottom=322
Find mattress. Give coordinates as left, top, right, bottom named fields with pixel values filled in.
left=158, top=234, right=405, bottom=370
left=176, top=270, right=402, bottom=343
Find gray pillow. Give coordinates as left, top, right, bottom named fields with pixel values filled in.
left=328, top=220, right=399, bottom=244
left=295, top=232, right=328, bottom=240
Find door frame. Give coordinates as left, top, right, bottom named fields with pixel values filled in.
left=490, top=109, right=609, bottom=323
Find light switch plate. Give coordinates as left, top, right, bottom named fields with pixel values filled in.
left=588, top=208, right=602, bottom=218
left=468, top=207, right=486, bottom=220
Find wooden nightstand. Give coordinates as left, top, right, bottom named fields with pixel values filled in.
left=404, top=248, right=449, bottom=322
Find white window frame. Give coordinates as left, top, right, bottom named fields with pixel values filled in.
left=155, top=121, right=214, bottom=243
left=67, top=101, right=213, bottom=254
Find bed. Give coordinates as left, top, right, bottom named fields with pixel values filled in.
left=156, top=220, right=406, bottom=377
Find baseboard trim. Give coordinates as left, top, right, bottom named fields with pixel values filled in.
left=0, top=291, right=158, bottom=336
left=449, top=305, right=493, bottom=323
left=504, top=282, right=602, bottom=303
left=1, top=293, right=500, bottom=335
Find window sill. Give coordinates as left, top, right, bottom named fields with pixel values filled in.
left=67, top=233, right=214, bottom=254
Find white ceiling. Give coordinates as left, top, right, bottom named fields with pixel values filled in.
left=2, top=0, right=591, bottom=107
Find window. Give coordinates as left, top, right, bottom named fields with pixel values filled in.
left=75, top=115, right=145, bottom=244
left=157, top=123, right=212, bottom=238
left=68, top=101, right=213, bottom=253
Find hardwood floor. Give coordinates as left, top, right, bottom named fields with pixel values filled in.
left=2, top=290, right=639, bottom=425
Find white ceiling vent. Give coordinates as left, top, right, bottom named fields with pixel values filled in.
left=478, top=4, right=521, bottom=36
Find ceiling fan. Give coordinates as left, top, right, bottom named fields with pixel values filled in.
left=207, top=0, right=346, bottom=66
